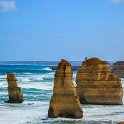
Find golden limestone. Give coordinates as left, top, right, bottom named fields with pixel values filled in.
left=5, top=72, right=23, bottom=103
left=76, top=57, right=123, bottom=105
left=48, top=59, right=83, bottom=118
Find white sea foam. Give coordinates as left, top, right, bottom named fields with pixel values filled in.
left=0, top=101, right=48, bottom=124
left=0, top=75, right=6, bottom=78
left=18, top=77, right=31, bottom=82
left=20, top=82, right=53, bottom=90
left=0, top=81, right=7, bottom=87
left=17, top=73, right=54, bottom=83
left=42, top=67, right=52, bottom=71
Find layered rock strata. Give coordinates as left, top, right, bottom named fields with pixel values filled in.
left=76, top=57, right=123, bottom=105
left=5, top=72, right=23, bottom=103
left=48, top=59, right=83, bottom=118
left=113, top=61, right=124, bottom=78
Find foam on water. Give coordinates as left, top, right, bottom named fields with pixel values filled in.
left=20, top=82, right=53, bottom=90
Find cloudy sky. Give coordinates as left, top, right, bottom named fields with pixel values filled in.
left=0, top=0, right=124, bottom=61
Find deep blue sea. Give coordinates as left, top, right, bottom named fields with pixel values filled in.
left=0, top=61, right=124, bottom=124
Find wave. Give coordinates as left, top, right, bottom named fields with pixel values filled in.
left=20, top=82, right=53, bottom=90
left=18, top=77, right=31, bottom=82
left=0, top=75, right=6, bottom=78
left=0, top=66, right=53, bottom=75
left=0, top=81, right=7, bottom=87
left=42, top=67, right=52, bottom=71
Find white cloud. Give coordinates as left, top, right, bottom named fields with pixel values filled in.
left=111, top=0, right=124, bottom=3
left=0, top=0, right=16, bottom=12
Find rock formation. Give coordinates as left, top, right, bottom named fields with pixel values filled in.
left=48, top=59, right=83, bottom=118
left=76, top=57, right=123, bottom=105
left=5, top=72, right=23, bottom=103
left=117, top=121, right=124, bottom=124
left=113, top=61, right=124, bottom=78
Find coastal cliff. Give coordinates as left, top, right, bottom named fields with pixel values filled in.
left=48, top=59, right=83, bottom=118
left=76, top=57, right=123, bottom=105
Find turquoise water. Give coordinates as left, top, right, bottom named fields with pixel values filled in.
left=0, top=61, right=124, bottom=124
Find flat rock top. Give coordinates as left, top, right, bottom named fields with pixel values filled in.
left=84, top=57, right=108, bottom=66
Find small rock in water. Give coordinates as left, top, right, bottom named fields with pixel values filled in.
left=5, top=72, right=24, bottom=103
left=28, top=103, right=34, bottom=105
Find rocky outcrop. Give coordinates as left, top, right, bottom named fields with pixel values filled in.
left=76, top=57, right=123, bottom=105
left=48, top=59, right=83, bottom=118
left=5, top=72, right=23, bottom=103
left=117, top=121, right=124, bottom=124
left=113, top=61, right=124, bottom=78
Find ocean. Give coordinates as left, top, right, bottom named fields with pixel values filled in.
left=0, top=61, right=124, bottom=124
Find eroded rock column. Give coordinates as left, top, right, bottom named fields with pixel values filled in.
left=5, top=72, right=23, bottom=103
left=48, top=59, right=83, bottom=118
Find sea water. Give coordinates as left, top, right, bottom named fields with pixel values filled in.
left=0, top=61, right=124, bottom=124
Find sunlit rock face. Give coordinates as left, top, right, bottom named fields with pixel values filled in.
left=48, top=59, right=83, bottom=118
left=5, top=72, right=23, bottom=103
left=76, top=57, right=123, bottom=105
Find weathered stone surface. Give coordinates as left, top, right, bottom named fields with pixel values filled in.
left=48, top=59, right=83, bottom=118
left=117, top=121, right=124, bottom=124
left=113, top=61, right=124, bottom=78
left=76, top=57, right=123, bottom=105
left=5, top=72, right=23, bottom=103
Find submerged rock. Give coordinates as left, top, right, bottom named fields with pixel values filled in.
left=76, top=57, right=123, bottom=105
left=5, top=72, right=23, bottom=103
left=48, top=59, right=83, bottom=118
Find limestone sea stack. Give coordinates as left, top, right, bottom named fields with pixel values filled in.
left=76, top=57, right=123, bottom=105
left=5, top=72, right=23, bottom=103
left=48, top=59, right=83, bottom=118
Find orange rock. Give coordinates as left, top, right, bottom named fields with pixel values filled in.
left=5, top=72, right=23, bottom=103
left=117, top=121, right=124, bottom=124
left=48, top=59, right=83, bottom=118
left=76, top=57, right=123, bottom=105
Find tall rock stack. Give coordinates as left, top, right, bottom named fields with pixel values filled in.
left=76, top=57, right=123, bottom=105
left=48, top=59, right=83, bottom=118
left=5, top=72, right=23, bottom=103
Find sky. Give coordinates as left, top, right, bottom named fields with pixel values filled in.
left=0, top=0, right=124, bottom=61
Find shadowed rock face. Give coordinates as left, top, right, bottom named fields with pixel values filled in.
left=76, top=57, right=123, bottom=105
left=117, top=121, right=124, bottom=124
left=5, top=72, right=23, bottom=103
left=113, top=61, right=124, bottom=78
left=48, top=59, right=83, bottom=118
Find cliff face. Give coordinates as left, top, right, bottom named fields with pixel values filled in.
left=48, top=59, right=83, bottom=118
left=5, top=72, right=23, bottom=103
left=76, top=57, right=123, bottom=105
left=117, top=121, right=124, bottom=124
left=113, top=61, right=124, bottom=78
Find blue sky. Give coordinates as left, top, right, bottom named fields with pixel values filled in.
left=0, top=0, right=124, bottom=61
